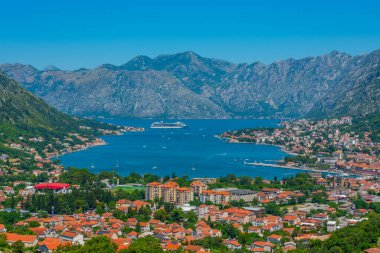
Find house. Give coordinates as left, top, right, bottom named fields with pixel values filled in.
left=313, top=213, right=328, bottom=221
left=248, top=226, right=262, bottom=235
left=126, top=218, right=138, bottom=228
left=5, top=233, right=38, bottom=247
left=185, top=245, right=207, bottom=252
left=0, top=224, right=7, bottom=233
left=364, top=248, right=380, bottom=253
left=355, top=208, right=369, bottom=216
left=265, top=215, right=282, bottom=225
left=267, top=234, right=282, bottom=244
left=300, top=220, right=317, bottom=231
left=112, top=238, right=132, bottom=252
left=283, top=215, right=300, bottom=225
left=38, top=238, right=71, bottom=253
left=115, top=199, right=131, bottom=208
left=126, top=231, right=139, bottom=239
left=210, top=229, right=222, bottom=237
left=283, top=227, right=295, bottom=236
left=261, top=188, right=281, bottom=195
left=224, top=239, right=242, bottom=250
left=244, top=207, right=266, bottom=218
left=261, top=224, right=282, bottom=233
left=282, top=241, right=297, bottom=252
left=251, top=241, right=275, bottom=252
left=95, top=230, right=118, bottom=240
left=327, top=221, right=337, bottom=232
left=131, top=200, right=150, bottom=210
left=165, top=240, right=182, bottom=251
left=223, top=208, right=253, bottom=224
left=139, top=222, right=151, bottom=232
left=60, top=231, right=84, bottom=245
left=30, top=227, right=47, bottom=238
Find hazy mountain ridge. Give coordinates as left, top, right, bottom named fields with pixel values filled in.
left=1, top=49, right=379, bottom=119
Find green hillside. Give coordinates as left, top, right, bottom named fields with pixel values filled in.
left=290, top=212, right=380, bottom=253
left=0, top=71, right=118, bottom=158
left=339, top=112, right=380, bottom=142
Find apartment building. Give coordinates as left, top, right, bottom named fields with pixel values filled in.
left=190, top=180, right=208, bottom=195
left=199, top=190, right=230, bottom=204
left=145, top=181, right=194, bottom=205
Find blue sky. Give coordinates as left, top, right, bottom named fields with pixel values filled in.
left=1, top=0, right=379, bottom=70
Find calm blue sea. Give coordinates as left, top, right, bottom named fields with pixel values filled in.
left=59, top=119, right=306, bottom=180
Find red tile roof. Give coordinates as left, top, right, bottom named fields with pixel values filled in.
left=6, top=233, right=37, bottom=243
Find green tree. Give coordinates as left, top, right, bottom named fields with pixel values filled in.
left=125, top=236, right=163, bottom=253
left=164, top=203, right=175, bottom=213
left=168, top=209, right=185, bottom=223
left=11, top=241, right=24, bottom=253
left=28, top=221, right=40, bottom=228
left=154, top=209, right=168, bottom=222
left=265, top=202, right=282, bottom=216
left=329, top=246, right=343, bottom=253
left=81, top=236, right=117, bottom=253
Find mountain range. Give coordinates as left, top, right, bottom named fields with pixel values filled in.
left=1, top=49, right=379, bottom=119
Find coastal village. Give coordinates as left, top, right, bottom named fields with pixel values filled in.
left=2, top=125, right=144, bottom=160
left=221, top=117, right=380, bottom=177
left=0, top=117, right=379, bottom=252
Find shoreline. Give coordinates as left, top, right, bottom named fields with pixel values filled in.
left=48, top=126, right=145, bottom=159
left=47, top=138, right=108, bottom=159
left=243, top=161, right=357, bottom=176
left=219, top=136, right=359, bottom=177
left=217, top=135, right=298, bottom=156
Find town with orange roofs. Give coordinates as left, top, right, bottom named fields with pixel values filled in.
left=0, top=151, right=379, bottom=253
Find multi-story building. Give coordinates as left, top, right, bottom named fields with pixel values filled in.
left=190, top=180, right=208, bottom=195
left=176, top=187, right=194, bottom=205
left=228, top=189, right=257, bottom=202
left=161, top=181, right=179, bottom=203
left=145, top=182, right=162, bottom=201
left=199, top=190, right=230, bottom=204
left=145, top=181, right=194, bottom=205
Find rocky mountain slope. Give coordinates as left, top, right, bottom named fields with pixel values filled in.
left=1, top=49, right=379, bottom=119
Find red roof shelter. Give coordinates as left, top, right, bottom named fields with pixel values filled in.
left=34, top=183, right=70, bottom=191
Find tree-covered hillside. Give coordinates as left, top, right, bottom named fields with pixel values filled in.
left=339, top=112, right=380, bottom=142
left=0, top=71, right=119, bottom=158
left=290, top=213, right=380, bottom=253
